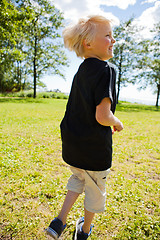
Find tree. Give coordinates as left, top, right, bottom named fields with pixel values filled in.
left=109, top=18, right=137, bottom=103
left=0, top=0, right=26, bottom=92
left=16, top=0, right=68, bottom=98
left=133, top=22, right=160, bottom=107
left=0, top=0, right=68, bottom=96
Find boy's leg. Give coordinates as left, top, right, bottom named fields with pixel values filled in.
left=45, top=190, right=80, bottom=239
left=46, top=167, right=84, bottom=239
left=76, top=169, right=110, bottom=236
left=82, top=208, right=95, bottom=234
left=58, top=166, right=85, bottom=225
left=58, top=190, right=80, bottom=225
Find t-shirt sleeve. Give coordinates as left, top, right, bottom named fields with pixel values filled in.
left=94, top=66, right=113, bottom=106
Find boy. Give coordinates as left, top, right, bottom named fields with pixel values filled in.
left=45, top=15, right=123, bottom=240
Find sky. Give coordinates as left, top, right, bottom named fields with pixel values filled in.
left=42, top=0, right=160, bottom=105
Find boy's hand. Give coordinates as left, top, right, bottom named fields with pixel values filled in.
left=113, top=121, right=123, bottom=132
left=96, top=98, right=124, bottom=132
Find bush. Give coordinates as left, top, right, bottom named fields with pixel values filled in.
left=50, top=93, right=55, bottom=98
left=0, top=90, right=69, bottom=100
left=26, top=93, right=33, bottom=98
left=17, top=92, right=25, bottom=97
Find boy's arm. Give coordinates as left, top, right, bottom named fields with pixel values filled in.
left=95, top=97, right=123, bottom=132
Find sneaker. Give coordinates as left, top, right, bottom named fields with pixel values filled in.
left=74, top=217, right=93, bottom=240
left=45, top=217, right=66, bottom=239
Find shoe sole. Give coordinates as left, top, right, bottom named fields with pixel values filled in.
left=45, top=227, right=58, bottom=239
left=74, top=218, right=83, bottom=240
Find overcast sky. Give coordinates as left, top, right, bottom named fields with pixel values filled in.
left=43, top=0, right=160, bottom=104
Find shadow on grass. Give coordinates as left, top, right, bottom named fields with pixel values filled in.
left=116, top=101, right=159, bottom=112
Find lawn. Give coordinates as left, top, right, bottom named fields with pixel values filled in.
left=0, top=98, right=159, bottom=240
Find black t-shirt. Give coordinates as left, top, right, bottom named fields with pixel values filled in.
left=60, top=58, right=116, bottom=171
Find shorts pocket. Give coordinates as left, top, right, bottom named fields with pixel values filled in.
left=96, top=169, right=110, bottom=192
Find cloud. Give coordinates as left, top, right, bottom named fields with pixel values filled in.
left=51, top=0, right=127, bottom=25
left=99, top=0, right=136, bottom=10
left=51, top=0, right=159, bottom=39
left=141, top=0, right=157, bottom=4
left=134, top=1, right=160, bottom=38
left=52, top=0, right=138, bottom=23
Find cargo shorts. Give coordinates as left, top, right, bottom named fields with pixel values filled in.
left=66, top=166, right=110, bottom=213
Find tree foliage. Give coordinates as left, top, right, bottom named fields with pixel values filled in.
left=109, top=18, right=137, bottom=103
left=133, top=22, right=160, bottom=106
left=0, top=0, right=26, bottom=92
left=109, top=17, right=159, bottom=106
left=0, top=0, right=68, bottom=97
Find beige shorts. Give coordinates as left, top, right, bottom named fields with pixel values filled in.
left=66, top=166, right=110, bottom=213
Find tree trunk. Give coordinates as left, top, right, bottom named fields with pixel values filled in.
left=0, top=75, right=2, bottom=93
left=19, top=60, right=22, bottom=90
left=116, top=47, right=123, bottom=104
left=16, top=60, right=21, bottom=91
left=33, top=35, right=37, bottom=99
left=156, top=83, right=160, bottom=107
left=33, top=57, right=36, bottom=98
left=117, top=62, right=122, bottom=103
left=117, top=76, right=121, bottom=104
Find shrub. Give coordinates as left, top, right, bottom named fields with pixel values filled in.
left=26, top=93, right=33, bottom=98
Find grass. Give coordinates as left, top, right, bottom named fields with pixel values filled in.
left=0, top=98, right=159, bottom=240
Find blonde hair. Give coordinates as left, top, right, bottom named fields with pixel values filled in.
left=63, top=15, right=111, bottom=58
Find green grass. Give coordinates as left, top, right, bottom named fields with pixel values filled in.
left=0, top=98, right=159, bottom=240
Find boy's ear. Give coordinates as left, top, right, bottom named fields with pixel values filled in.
left=83, top=39, right=91, bottom=49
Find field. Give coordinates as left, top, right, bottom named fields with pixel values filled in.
left=0, top=98, right=160, bottom=240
